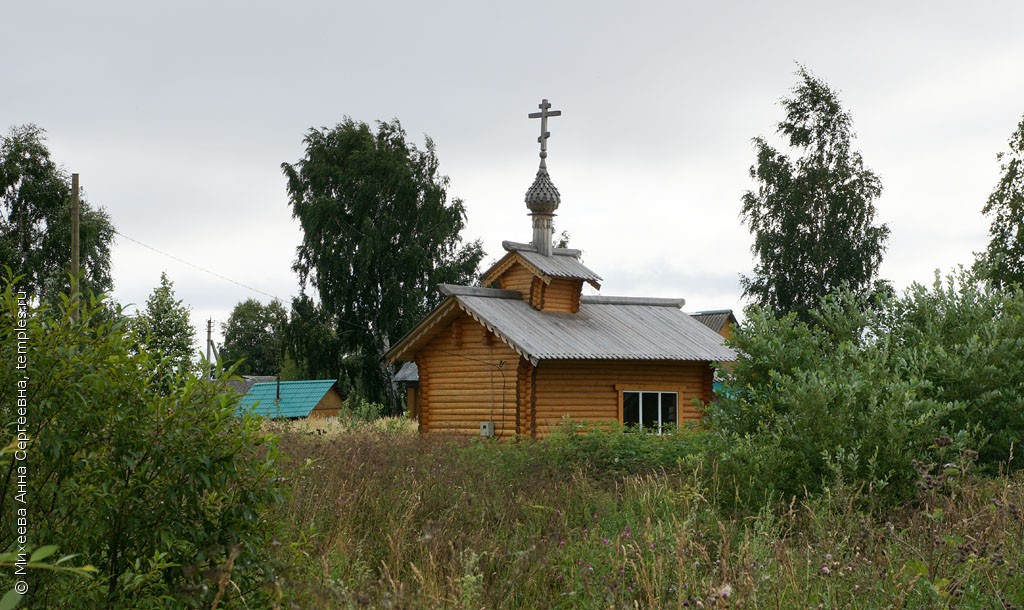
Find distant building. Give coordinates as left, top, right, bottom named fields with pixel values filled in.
left=236, top=379, right=344, bottom=420
left=224, top=375, right=278, bottom=395
left=689, top=310, right=738, bottom=342
left=385, top=100, right=735, bottom=438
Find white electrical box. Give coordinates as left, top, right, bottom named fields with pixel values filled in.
left=480, top=421, right=494, bottom=437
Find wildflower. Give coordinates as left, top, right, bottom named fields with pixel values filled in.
left=624, top=524, right=632, bottom=538
left=719, top=584, right=733, bottom=599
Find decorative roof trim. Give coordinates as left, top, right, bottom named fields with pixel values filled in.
left=480, top=251, right=552, bottom=287
left=384, top=298, right=462, bottom=362
left=581, top=295, right=686, bottom=308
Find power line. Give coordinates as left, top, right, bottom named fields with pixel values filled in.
left=114, top=230, right=284, bottom=302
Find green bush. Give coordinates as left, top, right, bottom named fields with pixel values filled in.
left=541, top=419, right=705, bottom=476
left=884, top=271, right=1024, bottom=470
left=0, top=277, right=284, bottom=608
left=708, top=270, right=1024, bottom=509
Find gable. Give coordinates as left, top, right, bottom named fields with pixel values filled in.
left=481, top=242, right=602, bottom=290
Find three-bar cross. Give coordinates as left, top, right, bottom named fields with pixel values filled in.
left=528, top=99, right=561, bottom=160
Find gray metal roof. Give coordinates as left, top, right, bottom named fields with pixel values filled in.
left=394, top=361, right=419, bottom=383
left=453, top=290, right=735, bottom=365
left=689, top=310, right=736, bottom=333
left=501, top=241, right=603, bottom=284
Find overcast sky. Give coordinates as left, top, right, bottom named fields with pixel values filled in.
left=5, top=1, right=1024, bottom=349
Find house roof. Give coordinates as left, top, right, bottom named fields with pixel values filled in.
left=236, top=379, right=338, bottom=419
left=480, top=241, right=603, bottom=288
left=386, top=285, right=735, bottom=366
left=689, top=309, right=738, bottom=333
left=224, top=375, right=278, bottom=394
left=394, top=361, right=419, bottom=383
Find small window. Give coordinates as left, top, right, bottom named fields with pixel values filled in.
left=622, top=391, right=678, bottom=434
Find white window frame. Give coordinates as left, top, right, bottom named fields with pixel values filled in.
left=620, top=390, right=679, bottom=434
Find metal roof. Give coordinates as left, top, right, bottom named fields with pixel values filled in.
left=453, top=290, right=735, bottom=365
left=394, top=362, right=419, bottom=383
left=224, top=375, right=278, bottom=394
left=236, top=379, right=338, bottom=419
left=689, top=310, right=737, bottom=333
left=480, top=241, right=603, bottom=286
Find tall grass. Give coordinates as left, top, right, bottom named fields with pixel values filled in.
left=269, top=422, right=1024, bottom=609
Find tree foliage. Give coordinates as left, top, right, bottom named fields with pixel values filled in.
left=282, top=118, right=484, bottom=410
left=741, top=67, right=889, bottom=320
left=975, top=113, right=1024, bottom=289
left=0, top=276, right=284, bottom=608
left=709, top=269, right=1024, bottom=509
left=134, top=272, right=195, bottom=383
left=220, top=298, right=288, bottom=376
left=0, top=124, right=115, bottom=301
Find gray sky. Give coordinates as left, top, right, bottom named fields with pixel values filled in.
left=5, top=0, right=1023, bottom=349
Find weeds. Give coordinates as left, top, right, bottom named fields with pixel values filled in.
left=265, top=423, right=1024, bottom=608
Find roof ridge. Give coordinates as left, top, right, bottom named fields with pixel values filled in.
left=249, top=379, right=337, bottom=388
left=502, top=240, right=582, bottom=259
left=581, top=295, right=686, bottom=308
left=439, top=284, right=522, bottom=299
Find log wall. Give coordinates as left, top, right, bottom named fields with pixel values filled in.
left=495, top=262, right=584, bottom=313
left=531, top=359, right=712, bottom=438
left=416, top=312, right=520, bottom=436
left=309, top=388, right=345, bottom=419
left=537, top=278, right=583, bottom=313
left=496, top=262, right=535, bottom=296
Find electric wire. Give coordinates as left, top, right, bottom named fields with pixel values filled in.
left=114, top=230, right=283, bottom=302
left=439, top=348, right=507, bottom=438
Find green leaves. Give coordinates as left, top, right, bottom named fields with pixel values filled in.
left=0, top=279, right=284, bottom=607
left=0, top=124, right=115, bottom=301
left=709, top=270, right=1024, bottom=510
left=282, top=118, right=484, bottom=410
left=741, top=67, right=889, bottom=322
left=133, top=272, right=196, bottom=385
left=975, top=113, right=1024, bottom=289
left=220, top=298, right=287, bottom=375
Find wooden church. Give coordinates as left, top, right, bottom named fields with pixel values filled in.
left=385, top=100, right=735, bottom=438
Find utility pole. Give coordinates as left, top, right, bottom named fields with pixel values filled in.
left=206, top=318, right=214, bottom=379
left=70, top=173, right=80, bottom=320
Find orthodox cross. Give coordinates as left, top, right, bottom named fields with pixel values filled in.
left=528, top=99, right=561, bottom=162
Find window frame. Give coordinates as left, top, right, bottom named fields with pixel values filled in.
left=617, top=387, right=680, bottom=434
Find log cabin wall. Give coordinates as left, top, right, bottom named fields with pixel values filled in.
left=309, top=388, right=345, bottom=419
left=532, top=359, right=712, bottom=438
left=495, top=261, right=535, bottom=295
left=493, top=261, right=584, bottom=313
left=415, top=311, right=520, bottom=436
left=538, top=278, right=583, bottom=313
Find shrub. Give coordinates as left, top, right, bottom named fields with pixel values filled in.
left=707, top=270, right=1024, bottom=509
left=0, top=277, right=284, bottom=608
left=885, top=271, right=1024, bottom=471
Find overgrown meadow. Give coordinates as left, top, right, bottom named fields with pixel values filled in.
left=3, top=271, right=1024, bottom=608
left=270, top=419, right=1024, bottom=609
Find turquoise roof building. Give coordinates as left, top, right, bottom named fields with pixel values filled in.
left=236, top=379, right=343, bottom=419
